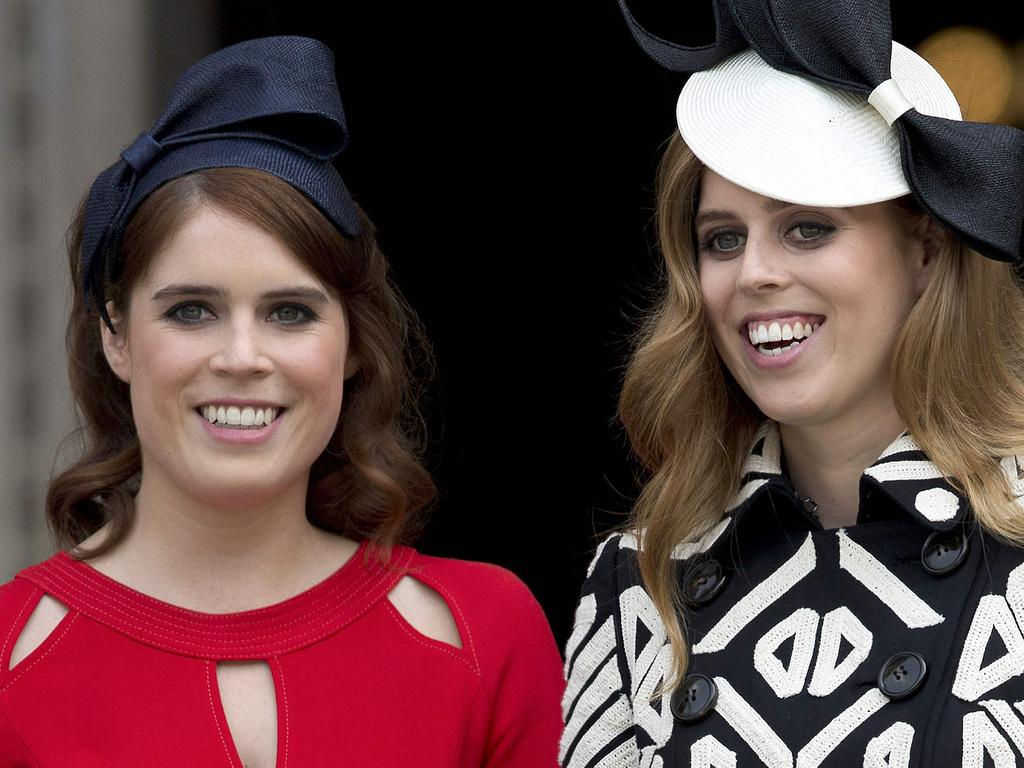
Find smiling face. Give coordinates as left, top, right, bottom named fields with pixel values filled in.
left=696, top=170, right=931, bottom=429
left=101, top=204, right=356, bottom=510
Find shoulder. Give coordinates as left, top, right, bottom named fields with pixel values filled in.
left=405, top=550, right=561, bottom=674
left=0, top=576, right=39, bottom=627
left=0, top=555, right=59, bottom=622
left=406, top=551, right=551, bottom=640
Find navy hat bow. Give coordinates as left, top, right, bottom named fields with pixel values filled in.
left=82, top=35, right=361, bottom=331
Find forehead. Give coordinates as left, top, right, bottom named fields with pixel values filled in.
left=139, top=204, right=327, bottom=290
left=696, top=169, right=900, bottom=233
left=698, top=170, right=796, bottom=213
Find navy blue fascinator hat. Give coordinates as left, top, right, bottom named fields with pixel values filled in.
left=81, top=35, right=361, bottom=332
left=618, top=0, right=1024, bottom=265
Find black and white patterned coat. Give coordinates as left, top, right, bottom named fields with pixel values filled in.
left=561, top=421, right=1024, bottom=767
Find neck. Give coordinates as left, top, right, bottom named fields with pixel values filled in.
left=83, top=468, right=357, bottom=612
left=779, top=402, right=905, bottom=530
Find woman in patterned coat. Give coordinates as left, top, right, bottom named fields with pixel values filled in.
left=561, top=1, right=1024, bottom=766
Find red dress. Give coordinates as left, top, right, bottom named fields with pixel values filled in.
left=0, top=541, right=564, bottom=766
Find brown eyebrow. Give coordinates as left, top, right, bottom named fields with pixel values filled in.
left=150, top=283, right=332, bottom=304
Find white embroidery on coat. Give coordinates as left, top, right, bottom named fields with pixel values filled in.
left=694, top=535, right=816, bottom=654
left=587, top=538, right=613, bottom=578
left=980, top=699, right=1024, bottom=757
left=837, top=530, right=944, bottom=628
left=560, top=659, right=634, bottom=767
left=1000, top=456, right=1024, bottom=500
left=808, top=606, right=873, bottom=697
left=962, top=710, right=1016, bottom=767
left=1003, top=562, right=1024, bottom=633
left=862, top=721, right=913, bottom=768
left=878, top=434, right=920, bottom=458
left=563, top=612, right=612, bottom=710
left=795, top=688, right=888, bottom=768
left=619, top=518, right=732, bottom=560
left=672, top=518, right=733, bottom=560
left=739, top=422, right=782, bottom=477
left=638, top=748, right=663, bottom=768
left=593, top=741, right=640, bottom=768
left=754, top=608, right=820, bottom=698
left=913, top=487, right=960, bottom=522
left=953, top=595, right=1024, bottom=702
left=863, top=460, right=944, bottom=483
left=713, top=676, right=793, bottom=768
left=621, top=585, right=674, bottom=747
left=691, top=735, right=738, bottom=768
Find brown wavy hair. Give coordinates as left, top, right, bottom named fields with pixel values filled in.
left=49, top=168, right=437, bottom=557
left=620, top=134, right=1024, bottom=693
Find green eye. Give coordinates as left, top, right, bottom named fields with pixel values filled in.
left=713, top=232, right=743, bottom=250
left=165, top=303, right=213, bottom=325
left=270, top=305, right=317, bottom=325
left=788, top=222, right=834, bottom=242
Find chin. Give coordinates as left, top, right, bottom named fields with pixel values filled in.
left=746, top=392, right=824, bottom=427
left=183, top=473, right=297, bottom=510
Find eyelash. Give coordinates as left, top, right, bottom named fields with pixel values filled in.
left=697, top=221, right=835, bottom=255
left=163, top=302, right=319, bottom=327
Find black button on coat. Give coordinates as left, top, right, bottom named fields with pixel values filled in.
left=560, top=422, right=1024, bottom=767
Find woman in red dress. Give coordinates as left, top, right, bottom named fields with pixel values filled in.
left=0, top=36, right=563, bottom=767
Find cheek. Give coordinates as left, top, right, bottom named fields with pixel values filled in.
left=698, top=264, right=734, bottom=339
left=282, top=333, right=349, bottom=404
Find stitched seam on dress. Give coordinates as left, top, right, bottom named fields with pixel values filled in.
left=0, top=588, right=38, bottom=672
left=34, top=564, right=374, bottom=643
left=273, top=658, right=289, bottom=768
left=38, top=559, right=379, bottom=635
left=32, top=565, right=387, bottom=654
left=48, top=549, right=364, bottom=617
left=411, top=566, right=480, bottom=675
left=205, top=660, right=237, bottom=767
left=0, top=613, right=78, bottom=694
left=382, top=599, right=477, bottom=673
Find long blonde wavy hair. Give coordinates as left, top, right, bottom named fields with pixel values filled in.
left=619, top=134, right=1024, bottom=693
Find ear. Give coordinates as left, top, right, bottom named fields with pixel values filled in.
left=99, top=303, right=132, bottom=384
left=344, top=353, right=361, bottom=380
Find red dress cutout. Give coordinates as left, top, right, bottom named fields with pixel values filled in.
left=0, top=542, right=564, bottom=766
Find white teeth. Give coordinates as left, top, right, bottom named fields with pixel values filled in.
left=793, top=321, right=804, bottom=339
left=200, top=405, right=279, bottom=428
left=757, top=324, right=769, bottom=343
left=807, top=324, right=816, bottom=336
left=755, top=340, right=802, bottom=357
left=767, top=322, right=782, bottom=342
left=748, top=327, right=758, bottom=345
left=781, top=323, right=794, bottom=341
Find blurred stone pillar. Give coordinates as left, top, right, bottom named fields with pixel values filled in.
left=0, top=0, right=215, bottom=579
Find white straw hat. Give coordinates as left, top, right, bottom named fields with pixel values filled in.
left=677, top=42, right=962, bottom=207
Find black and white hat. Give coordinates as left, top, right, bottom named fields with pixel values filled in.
left=619, top=0, right=1024, bottom=263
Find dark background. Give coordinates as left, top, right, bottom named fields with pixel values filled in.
left=200, top=2, right=1023, bottom=649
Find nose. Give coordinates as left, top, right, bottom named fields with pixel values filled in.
left=208, top=319, right=274, bottom=377
left=735, top=234, right=789, bottom=294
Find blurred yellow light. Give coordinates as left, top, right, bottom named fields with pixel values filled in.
left=917, top=26, right=1012, bottom=124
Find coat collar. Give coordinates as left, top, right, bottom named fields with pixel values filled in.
left=699, top=421, right=991, bottom=562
